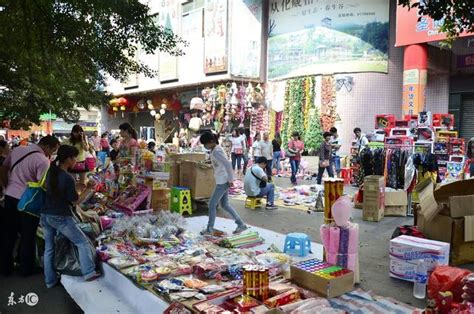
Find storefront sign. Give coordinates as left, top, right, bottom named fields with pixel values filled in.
left=267, top=0, right=389, bottom=80
left=402, top=69, right=427, bottom=116
left=230, top=0, right=262, bottom=78
left=457, top=54, right=474, bottom=69
left=53, top=121, right=98, bottom=132
left=204, top=0, right=228, bottom=74
left=181, top=9, right=203, bottom=79
left=395, top=5, right=472, bottom=47
left=159, top=0, right=179, bottom=82
left=39, top=113, right=57, bottom=121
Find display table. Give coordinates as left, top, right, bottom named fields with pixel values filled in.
left=61, top=216, right=324, bottom=313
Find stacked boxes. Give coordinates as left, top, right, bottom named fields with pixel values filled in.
left=363, top=176, right=385, bottom=222
left=389, top=235, right=450, bottom=282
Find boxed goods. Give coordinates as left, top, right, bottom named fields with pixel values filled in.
left=389, top=235, right=450, bottom=265
left=290, top=259, right=354, bottom=298
left=151, top=188, right=170, bottom=211
left=384, top=189, right=408, bottom=217
left=363, top=176, right=385, bottom=222
left=179, top=161, right=215, bottom=199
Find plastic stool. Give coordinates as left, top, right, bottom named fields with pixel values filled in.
left=245, top=197, right=263, bottom=209
left=283, top=233, right=312, bottom=257
left=170, top=187, right=192, bottom=216
left=340, top=168, right=353, bottom=185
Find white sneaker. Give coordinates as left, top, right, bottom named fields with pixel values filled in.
left=233, top=225, right=248, bottom=234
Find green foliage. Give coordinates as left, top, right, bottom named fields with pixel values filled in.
left=398, top=0, right=474, bottom=44
left=0, top=0, right=185, bottom=129
left=304, top=108, right=324, bottom=155
left=360, top=22, right=390, bottom=54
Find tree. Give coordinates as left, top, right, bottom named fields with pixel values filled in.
left=304, top=108, right=324, bottom=155
left=398, top=0, right=474, bottom=41
left=360, top=22, right=390, bottom=54
left=0, top=0, right=186, bottom=129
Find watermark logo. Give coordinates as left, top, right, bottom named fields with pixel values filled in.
left=7, top=292, right=38, bottom=307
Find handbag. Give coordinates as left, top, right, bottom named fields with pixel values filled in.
left=319, top=160, right=330, bottom=168
left=251, top=167, right=267, bottom=188
left=71, top=161, right=88, bottom=173
left=18, top=168, right=49, bottom=217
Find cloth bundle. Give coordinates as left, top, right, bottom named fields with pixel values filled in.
left=320, top=223, right=359, bottom=273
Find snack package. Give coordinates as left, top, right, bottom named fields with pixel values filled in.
left=264, top=289, right=300, bottom=308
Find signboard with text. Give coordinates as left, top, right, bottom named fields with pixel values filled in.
left=204, top=0, right=228, bottom=74
left=268, top=0, right=389, bottom=80
left=395, top=5, right=472, bottom=47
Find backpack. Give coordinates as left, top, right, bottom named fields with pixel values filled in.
left=391, top=225, right=424, bottom=240
left=18, top=168, right=49, bottom=217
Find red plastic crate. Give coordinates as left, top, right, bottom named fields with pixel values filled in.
left=375, top=114, right=396, bottom=130
left=433, top=113, right=454, bottom=129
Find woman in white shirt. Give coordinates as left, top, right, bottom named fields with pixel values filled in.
left=230, top=129, right=244, bottom=178
left=252, top=133, right=262, bottom=162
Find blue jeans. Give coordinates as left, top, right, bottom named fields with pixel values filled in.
left=231, top=153, right=243, bottom=170
left=470, top=162, right=474, bottom=177
left=331, top=156, right=341, bottom=176
left=272, top=151, right=281, bottom=173
left=290, top=159, right=300, bottom=183
left=317, top=165, right=334, bottom=185
left=41, top=214, right=97, bottom=287
left=258, top=183, right=275, bottom=205
left=207, top=183, right=245, bottom=231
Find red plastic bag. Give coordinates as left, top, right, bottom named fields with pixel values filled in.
left=428, top=266, right=471, bottom=303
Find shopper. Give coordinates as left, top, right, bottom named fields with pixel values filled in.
left=244, top=157, right=278, bottom=210
left=199, top=131, right=248, bottom=235
left=41, top=145, right=100, bottom=288
left=119, top=123, right=139, bottom=162
left=90, top=131, right=101, bottom=155
left=230, top=129, right=244, bottom=178
left=272, top=133, right=282, bottom=176
left=252, top=133, right=262, bottom=162
left=239, top=128, right=249, bottom=175
left=287, top=131, right=305, bottom=185
left=0, top=135, right=60, bottom=276
left=330, top=127, right=342, bottom=177
left=64, top=125, right=90, bottom=186
left=468, top=137, right=474, bottom=177
left=100, top=133, right=110, bottom=156
left=354, top=127, right=369, bottom=153
left=0, top=140, right=11, bottom=166
left=317, top=132, right=335, bottom=184
left=109, top=139, right=120, bottom=162
left=147, top=141, right=156, bottom=154
left=260, top=132, right=273, bottom=181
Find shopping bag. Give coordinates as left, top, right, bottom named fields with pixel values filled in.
left=18, top=168, right=49, bottom=217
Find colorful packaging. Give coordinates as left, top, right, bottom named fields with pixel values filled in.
left=389, top=235, right=450, bottom=264
left=264, top=289, right=300, bottom=308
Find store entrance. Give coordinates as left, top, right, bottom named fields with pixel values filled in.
left=461, top=95, right=474, bottom=141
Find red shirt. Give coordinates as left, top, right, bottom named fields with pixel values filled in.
left=100, top=138, right=109, bottom=149
left=288, top=140, right=305, bottom=161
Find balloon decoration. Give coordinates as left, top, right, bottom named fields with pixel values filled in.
left=137, top=99, right=145, bottom=110
left=147, top=99, right=154, bottom=110
left=331, top=196, right=352, bottom=227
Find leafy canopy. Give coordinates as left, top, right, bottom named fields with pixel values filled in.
left=398, top=0, right=474, bottom=41
left=0, top=0, right=185, bottom=129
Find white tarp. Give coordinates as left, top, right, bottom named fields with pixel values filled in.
left=61, top=216, right=324, bottom=314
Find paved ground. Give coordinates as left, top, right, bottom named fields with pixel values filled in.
left=1, top=176, right=467, bottom=312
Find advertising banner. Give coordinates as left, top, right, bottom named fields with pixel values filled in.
left=268, top=0, right=389, bottom=80
left=395, top=5, right=472, bottom=47
left=204, top=0, right=228, bottom=74
left=230, top=0, right=262, bottom=78
left=181, top=9, right=204, bottom=79
left=159, top=0, right=179, bottom=82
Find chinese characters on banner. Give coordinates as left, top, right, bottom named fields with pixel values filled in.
left=457, top=54, right=474, bottom=69
left=204, top=0, right=228, bottom=74
left=158, top=0, right=179, bottom=82
left=267, top=0, right=389, bottom=80
left=395, top=5, right=471, bottom=46
left=402, top=69, right=427, bottom=116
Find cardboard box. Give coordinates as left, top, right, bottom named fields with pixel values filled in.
left=385, top=206, right=407, bottom=217
left=151, top=188, right=170, bottom=210
left=167, top=153, right=206, bottom=163
left=363, top=176, right=385, bottom=222
left=389, top=235, right=450, bottom=265
left=179, top=161, right=215, bottom=199
left=385, top=190, right=408, bottom=206
left=389, top=258, right=416, bottom=282
left=449, top=195, right=474, bottom=218
left=167, top=162, right=180, bottom=188
left=290, top=265, right=354, bottom=298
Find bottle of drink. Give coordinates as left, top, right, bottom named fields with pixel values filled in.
left=413, top=259, right=427, bottom=299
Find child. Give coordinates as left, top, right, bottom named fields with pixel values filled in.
left=199, top=131, right=248, bottom=235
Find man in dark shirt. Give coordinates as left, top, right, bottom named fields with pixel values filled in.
left=109, top=139, right=119, bottom=161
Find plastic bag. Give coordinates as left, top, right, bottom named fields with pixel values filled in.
left=428, top=266, right=471, bottom=303
left=54, top=231, right=97, bottom=276
left=404, top=156, right=416, bottom=191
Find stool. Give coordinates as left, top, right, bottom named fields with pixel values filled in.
left=283, top=233, right=312, bottom=257
left=340, top=168, right=353, bottom=185
left=245, top=197, right=263, bottom=209
left=170, top=187, right=192, bottom=216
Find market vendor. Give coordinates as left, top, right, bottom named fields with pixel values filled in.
left=41, top=145, right=101, bottom=287
left=64, top=125, right=90, bottom=186
left=109, top=139, right=120, bottom=161
left=244, top=157, right=278, bottom=210
left=118, top=123, right=139, bottom=162
left=199, top=131, right=248, bottom=235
